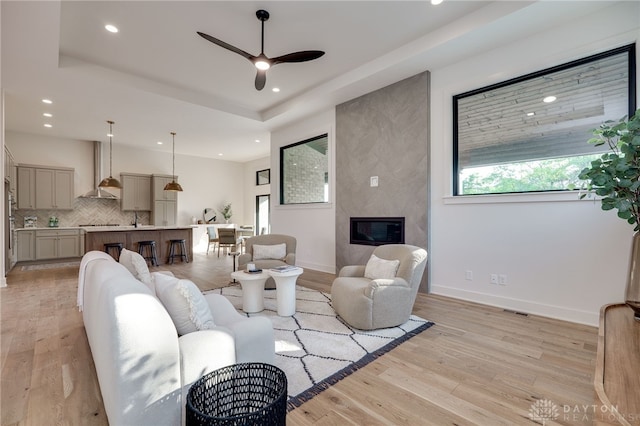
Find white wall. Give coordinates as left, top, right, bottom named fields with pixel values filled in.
left=5, top=131, right=245, bottom=226
left=430, top=1, right=640, bottom=326
left=270, top=109, right=336, bottom=273
left=242, top=156, right=270, bottom=228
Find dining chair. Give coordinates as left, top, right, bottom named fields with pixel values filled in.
left=206, top=227, right=219, bottom=255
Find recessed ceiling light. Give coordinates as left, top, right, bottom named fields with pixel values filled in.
left=526, top=112, right=535, bottom=116
left=44, top=123, right=52, bottom=128
left=107, top=133, right=113, bottom=137
left=431, top=0, right=444, bottom=5
left=43, top=113, right=52, bottom=118
left=543, top=96, right=557, bottom=103
left=218, top=153, right=223, bottom=156
left=255, top=139, right=261, bottom=143
left=105, top=24, right=119, bottom=33
left=42, top=99, right=52, bottom=104
left=272, top=87, right=280, bottom=93
left=157, top=141, right=163, bottom=145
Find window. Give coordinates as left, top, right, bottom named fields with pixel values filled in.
left=453, top=44, right=636, bottom=195
left=280, top=134, right=329, bottom=205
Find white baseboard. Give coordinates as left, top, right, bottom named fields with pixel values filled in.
left=1, top=276, right=6, bottom=288
left=296, top=260, right=335, bottom=274
left=431, top=285, right=599, bottom=327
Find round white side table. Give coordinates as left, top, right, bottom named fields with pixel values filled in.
left=267, top=267, right=304, bottom=316
left=230, top=270, right=269, bottom=313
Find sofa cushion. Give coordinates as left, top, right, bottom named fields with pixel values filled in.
left=157, top=277, right=216, bottom=335
left=253, top=243, right=286, bottom=260
left=119, top=248, right=153, bottom=289
left=364, top=254, right=400, bottom=280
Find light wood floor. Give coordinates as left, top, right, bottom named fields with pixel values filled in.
left=1, top=252, right=599, bottom=425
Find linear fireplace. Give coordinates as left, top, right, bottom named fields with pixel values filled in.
left=350, top=217, right=405, bottom=246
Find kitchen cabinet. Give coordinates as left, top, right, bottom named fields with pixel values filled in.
left=17, top=165, right=74, bottom=210
left=152, top=175, right=178, bottom=201
left=4, top=146, right=16, bottom=193
left=17, top=230, right=35, bottom=261
left=35, top=229, right=81, bottom=259
left=17, top=167, right=36, bottom=209
left=121, top=173, right=151, bottom=211
left=151, top=175, right=177, bottom=226
left=153, top=200, right=177, bottom=226
left=35, top=168, right=74, bottom=209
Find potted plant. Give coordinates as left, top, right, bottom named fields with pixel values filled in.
left=579, top=108, right=640, bottom=320
left=221, top=203, right=233, bottom=223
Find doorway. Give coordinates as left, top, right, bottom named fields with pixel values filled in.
left=255, top=194, right=270, bottom=235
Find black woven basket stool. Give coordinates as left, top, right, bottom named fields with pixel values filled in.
left=186, top=363, right=287, bottom=426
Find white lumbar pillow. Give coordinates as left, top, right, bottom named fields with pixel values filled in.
left=253, top=243, right=287, bottom=260
left=119, top=248, right=153, bottom=288
left=157, top=278, right=215, bottom=335
left=364, top=254, right=400, bottom=280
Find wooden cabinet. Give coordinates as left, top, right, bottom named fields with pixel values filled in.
left=152, top=175, right=177, bottom=201
left=35, top=229, right=81, bottom=259
left=35, top=168, right=73, bottom=209
left=16, top=230, right=35, bottom=261
left=151, top=175, right=177, bottom=226
left=17, top=165, right=74, bottom=210
left=153, top=200, right=177, bottom=226
left=4, top=146, right=16, bottom=193
left=121, top=174, right=151, bottom=211
left=17, top=167, right=35, bottom=209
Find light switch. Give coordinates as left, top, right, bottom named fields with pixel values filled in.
left=370, top=176, right=379, bottom=187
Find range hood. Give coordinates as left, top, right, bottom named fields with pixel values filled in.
left=80, top=141, right=119, bottom=199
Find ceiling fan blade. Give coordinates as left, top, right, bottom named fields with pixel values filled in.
left=272, top=50, right=325, bottom=65
left=255, top=70, right=267, bottom=91
left=197, top=31, right=255, bottom=61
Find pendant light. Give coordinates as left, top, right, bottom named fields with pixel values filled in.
left=98, top=120, right=122, bottom=189
left=164, top=132, right=183, bottom=191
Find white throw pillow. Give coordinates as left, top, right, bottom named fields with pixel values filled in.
left=119, top=248, right=153, bottom=288
left=364, top=254, right=400, bottom=280
left=253, top=243, right=287, bottom=260
left=157, top=278, right=215, bottom=335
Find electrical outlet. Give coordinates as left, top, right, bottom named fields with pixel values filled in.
left=490, top=274, right=498, bottom=284
left=465, top=270, right=473, bottom=281
left=499, top=274, right=507, bottom=286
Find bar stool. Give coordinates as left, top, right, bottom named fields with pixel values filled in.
left=137, top=240, right=158, bottom=266
left=104, top=242, right=123, bottom=261
left=168, top=239, right=189, bottom=264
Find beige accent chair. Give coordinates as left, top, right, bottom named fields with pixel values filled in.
left=331, top=244, right=428, bottom=330
left=238, top=234, right=297, bottom=289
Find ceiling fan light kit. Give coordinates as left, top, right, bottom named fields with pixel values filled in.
left=198, top=9, right=325, bottom=91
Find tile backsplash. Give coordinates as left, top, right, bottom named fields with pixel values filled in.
left=14, top=198, right=150, bottom=228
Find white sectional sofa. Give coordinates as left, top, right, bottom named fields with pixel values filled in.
left=78, top=250, right=274, bottom=426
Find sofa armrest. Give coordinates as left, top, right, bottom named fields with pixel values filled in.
left=203, top=293, right=245, bottom=324
left=225, top=317, right=275, bottom=364
left=238, top=253, right=252, bottom=268
left=284, top=253, right=296, bottom=265
left=364, top=277, right=410, bottom=298
left=178, top=328, right=236, bottom=389
left=339, top=265, right=366, bottom=277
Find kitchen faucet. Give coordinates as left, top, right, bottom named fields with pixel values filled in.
left=134, top=212, right=139, bottom=228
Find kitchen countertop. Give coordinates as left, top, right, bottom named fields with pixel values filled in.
left=15, top=226, right=192, bottom=232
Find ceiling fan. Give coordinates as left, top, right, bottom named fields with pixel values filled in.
left=197, top=9, right=325, bottom=91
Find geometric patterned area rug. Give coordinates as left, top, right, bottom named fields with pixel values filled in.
left=206, top=284, right=434, bottom=411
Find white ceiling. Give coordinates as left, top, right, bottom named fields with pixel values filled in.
left=1, top=1, right=617, bottom=162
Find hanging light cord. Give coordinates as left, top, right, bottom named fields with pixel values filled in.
left=108, top=120, right=114, bottom=177
left=171, top=132, right=176, bottom=181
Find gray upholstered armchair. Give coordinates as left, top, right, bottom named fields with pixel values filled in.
left=238, top=234, right=297, bottom=289
left=331, top=244, right=427, bottom=330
